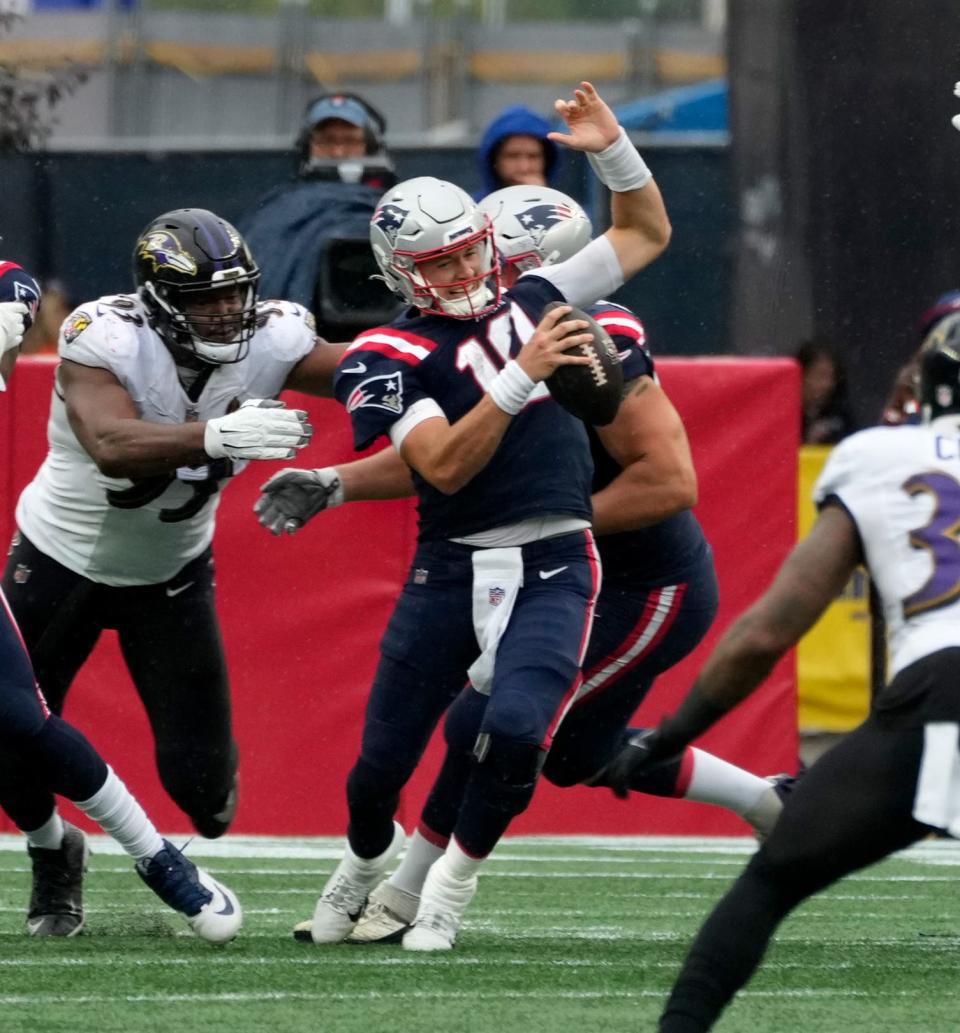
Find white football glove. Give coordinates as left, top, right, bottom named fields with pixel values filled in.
left=254, top=467, right=344, bottom=536
left=0, top=301, right=29, bottom=357
left=204, top=398, right=312, bottom=461
left=952, top=82, right=960, bottom=131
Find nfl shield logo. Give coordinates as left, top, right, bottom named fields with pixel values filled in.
left=13, top=563, right=30, bottom=584
left=489, top=586, right=505, bottom=607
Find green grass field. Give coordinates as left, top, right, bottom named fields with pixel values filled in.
left=0, top=834, right=957, bottom=1033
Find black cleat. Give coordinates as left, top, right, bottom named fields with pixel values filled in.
left=193, top=772, right=239, bottom=840
left=26, top=822, right=89, bottom=938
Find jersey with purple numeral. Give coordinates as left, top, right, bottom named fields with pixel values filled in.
left=903, top=471, right=960, bottom=617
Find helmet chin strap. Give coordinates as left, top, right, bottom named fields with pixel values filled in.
left=435, top=281, right=495, bottom=318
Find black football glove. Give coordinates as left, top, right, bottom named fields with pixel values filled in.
left=254, top=467, right=344, bottom=536
left=606, top=728, right=675, bottom=799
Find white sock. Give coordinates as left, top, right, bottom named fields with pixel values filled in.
left=75, top=766, right=164, bottom=861
left=684, top=748, right=770, bottom=815
left=24, top=811, right=65, bottom=851
left=389, top=828, right=445, bottom=896
left=443, top=837, right=485, bottom=881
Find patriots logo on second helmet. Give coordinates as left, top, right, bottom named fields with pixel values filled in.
left=516, top=203, right=576, bottom=246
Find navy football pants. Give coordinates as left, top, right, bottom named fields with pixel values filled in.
left=419, top=550, right=718, bottom=840
left=0, top=588, right=107, bottom=821
left=346, top=531, right=600, bottom=859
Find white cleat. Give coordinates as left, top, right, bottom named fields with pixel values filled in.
left=309, top=822, right=405, bottom=944
left=135, top=839, right=242, bottom=946
left=402, top=855, right=477, bottom=952
left=346, top=880, right=420, bottom=944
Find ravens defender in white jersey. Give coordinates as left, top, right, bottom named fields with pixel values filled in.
left=606, top=313, right=960, bottom=1031
left=288, top=81, right=672, bottom=951
left=273, top=185, right=784, bottom=944
left=0, top=261, right=242, bottom=944
left=0, top=210, right=342, bottom=935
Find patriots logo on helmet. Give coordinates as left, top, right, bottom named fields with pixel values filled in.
left=346, top=371, right=404, bottom=415
left=516, top=203, right=576, bottom=247
left=373, top=204, right=408, bottom=247
left=137, top=232, right=199, bottom=276
left=13, top=279, right=40, bottom=319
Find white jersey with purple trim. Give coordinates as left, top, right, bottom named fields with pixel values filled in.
left=813, top=419, right=960, bottom=677
left=16, top=294, right=315, bottom=586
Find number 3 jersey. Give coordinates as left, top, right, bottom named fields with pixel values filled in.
left=814, top=419, right=960, bottom=679
left=16, top=294, right=315, bottom=586
left=333, top=275, right=594, bottom=541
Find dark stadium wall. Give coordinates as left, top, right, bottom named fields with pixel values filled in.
left=728, top=0, right=960, bottom=427
left=0, top=357, right=799, bottom=838
left=0, top=144, right=732, bottom=358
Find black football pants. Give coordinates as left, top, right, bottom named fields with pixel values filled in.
left=0, top=533, right=236, bottom=836
left=659, top=711, right=933, bottom=1031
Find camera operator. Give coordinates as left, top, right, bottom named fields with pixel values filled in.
left=239, top=92, right=399, bottom=339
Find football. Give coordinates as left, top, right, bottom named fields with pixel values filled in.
left=542, top=301, right=623, bottom=425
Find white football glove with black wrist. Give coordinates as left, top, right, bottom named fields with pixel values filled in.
left=0, top=301, right=29, bottom=357
left=204, top=398, right=312, bottom=461
left=254, top=467, right=345, bottom=536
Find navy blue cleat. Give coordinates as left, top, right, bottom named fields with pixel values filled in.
left=136, top=839, right=242, bottom=945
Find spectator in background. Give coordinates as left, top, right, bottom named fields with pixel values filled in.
left=796, top=337, right=856, bottom=444
left=20, top=279, right=72, bottom=355
left=239, top=92, right=399, bottom=338
left=476, top=104, right=559, bottom=198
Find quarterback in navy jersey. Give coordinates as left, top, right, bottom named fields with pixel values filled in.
left=604, top=313, right=960, bottom=1031
left=337, top=271, right=595, bottom=539
left=263, top=186, right=784, bottom=944
left=286, top=81, right=674, bottom=951
left=0, top=262, right=243, bottom=945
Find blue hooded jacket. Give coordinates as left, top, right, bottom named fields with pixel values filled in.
left=476, top=105, right=559, bottom=199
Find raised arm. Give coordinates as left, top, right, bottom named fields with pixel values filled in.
left=549, top=82, right=671, bottom=282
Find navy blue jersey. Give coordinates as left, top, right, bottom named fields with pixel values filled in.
left=587, top=302, right=709, bottom=587
left=334, top=275, right=593, bottom=541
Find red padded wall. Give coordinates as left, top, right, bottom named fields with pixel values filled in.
left=0, top=356, right=799, bottom=836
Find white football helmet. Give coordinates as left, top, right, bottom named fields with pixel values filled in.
left=478, top=185, right=592, bottom=277
left=369, top=177, right=500, bottom=319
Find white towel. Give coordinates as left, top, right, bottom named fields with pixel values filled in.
left=466, top=546, right=524, bottom=696
left=913, top=722, right=960, bottom=836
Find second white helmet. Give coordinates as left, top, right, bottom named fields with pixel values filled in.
left=478, top=185, right=592, bottom=275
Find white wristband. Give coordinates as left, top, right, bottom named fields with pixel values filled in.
left=587, top=126, right=652, bottom=193
left=488, top=360, right=536, bottom=415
